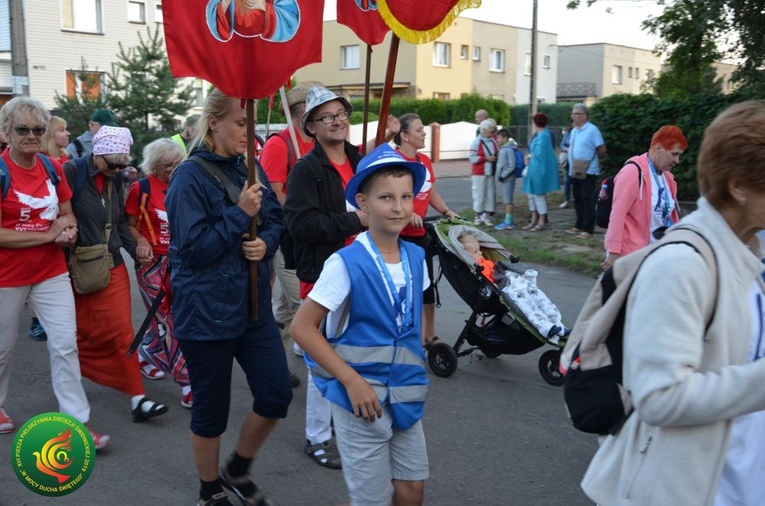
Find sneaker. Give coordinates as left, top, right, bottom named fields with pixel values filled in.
left=293, top=343, right=304, bottom=357
left=494, top=221, right=514, bottom=230
left=198, top=492, right=234, bottom=506
left=181, top=391, right=194, bottom=409
left=219, top=466, right=272, bottom=506
left=565, top=227, right=582, bottom=235
left=559, top=200, right=569, bottom=209
left=28, top=318, right=47, bottom=342
left=0, top=408, right=14, bottom=434
left=473, top=217, right=482, bottom=226
left=139, top=360, right=165, bottom=380
left=481, top=216, right=494, bottom=226
left=87, top=427, right=111, bottom=450
left=305, top=438, right=342, bottom=469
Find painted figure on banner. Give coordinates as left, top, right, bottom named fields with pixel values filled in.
left=206, top=0, right=300, bottom=43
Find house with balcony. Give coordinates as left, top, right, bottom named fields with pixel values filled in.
left=294, top=18, right=558, bottom=105
left=6, top=0, right=206, bottom=115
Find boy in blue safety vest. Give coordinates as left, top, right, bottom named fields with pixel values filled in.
left=291, top=143, right=430, bottom=506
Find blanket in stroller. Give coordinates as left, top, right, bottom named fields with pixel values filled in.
left=495, top=265, right=566, bottom=343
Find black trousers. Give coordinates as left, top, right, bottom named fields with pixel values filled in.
left=572, top=174, right=598, bottom=234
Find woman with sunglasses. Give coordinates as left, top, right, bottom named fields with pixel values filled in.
left=125, top=138, right=193, bottom=408
left=63, top=125, right=169, bottom=423
left=601, top=126, right=686, bottom=270
left=0, top=97, right=109, bottom=448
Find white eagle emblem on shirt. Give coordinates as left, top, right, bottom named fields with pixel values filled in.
left=14, top=179, right=59, bottom=220
left=155, top=209, right=168, bottom=223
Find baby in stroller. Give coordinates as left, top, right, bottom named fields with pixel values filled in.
left=456, top=231, right=565, bottom=342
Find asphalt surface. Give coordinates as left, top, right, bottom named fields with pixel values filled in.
left=0, top=175, right=600, bottom=506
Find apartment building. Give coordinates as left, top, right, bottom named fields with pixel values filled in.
left=294, top=18, right=558, bottom=105
left=557, top=43, right=662, bottom=102
left=5, top=0, right=206, bottom=113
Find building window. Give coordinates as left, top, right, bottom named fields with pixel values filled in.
left=543, top=55, right=551, bottom=69
left=524, top=53, right=532, bottom=75
left=128, top=0, right=146, bottom=23
left=473, top=46, right=481, bottom=61
left=460, top=45, right=468, bottom=59
left=489, top=49, right=505, bottom=72
left=612, top=65, right=623, bottom=84
left=628, top=67, right=633, bottom=78
left=433, top=92, right=450, bottom=100
left=433, top=42, right=451, bottom=67
left=647, top=69, right=655, bottom=83
left=61, top=0, right=103, bottom=32
left=635, top=67, right=640, bottom=79
left=65, top=70, right=103, bottom=99
left=193, top=78, right=206, bottom=107
left=154, top=1, right=163, bottom=22
left=341, top=45, right=360, bottom=69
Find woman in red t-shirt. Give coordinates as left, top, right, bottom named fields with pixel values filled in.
left=24, top=115, right=73, bottom=341
left=125, top=138, right=192, bottom=408
left=0, top=97, right=109, bottom=448
left=395, top=113, right=460, bottom=349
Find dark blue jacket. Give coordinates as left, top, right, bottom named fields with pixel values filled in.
left=166, top=148, right=283, bottom=340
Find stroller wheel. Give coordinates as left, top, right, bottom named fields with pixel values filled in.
left=427, top=342, right=459, bottom=378
left=538, top=349, right=564, bottom=387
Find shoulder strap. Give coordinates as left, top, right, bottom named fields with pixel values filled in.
left=304, top=153, right=324, bottom=184
left=136, top=177, right=157, bottom=246
left=36, top=154, right=61, bottom=186
left=189, top=155, right=241, bottom=205
left=69, top=156, right=91, bottom=197
left=73, top=138, right=84, bottom=158
left=0, top=156, right=8, bottom=200
left=622, top=160, right=643, bottom=192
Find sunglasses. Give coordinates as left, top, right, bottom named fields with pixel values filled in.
left=105, top=160, right=127, bottom=171
left=14, top=126, right=46, bottom=137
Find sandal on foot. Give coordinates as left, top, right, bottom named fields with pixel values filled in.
left=528, top=224, right=546, bottom=232
left=219, top=467, right=272, bottom=506
left=139, top=360, right=165, bottom=380
left=198, top=492, right=234, bottom=506
left=424, top=337, right=441, bottom=351
left=131, top=397, right=168, bottom=422
left=522, top=222, right=538, bottom=231
left=305, top=439, right=342, bottom=469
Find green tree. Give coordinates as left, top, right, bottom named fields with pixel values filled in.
left=727, top=0, right=765, bottom=97
left=52, top=59, right=109, bottom=140
left=105, top=26, right=195, bottom=161
left=643, top=0, right=724, bottom=98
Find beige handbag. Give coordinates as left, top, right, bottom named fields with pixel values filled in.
left=570, top=159, right=591, bottom=180
left=69, top=181, right=114, bottom=295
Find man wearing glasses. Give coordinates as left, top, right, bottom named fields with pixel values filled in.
left=566, top=103, right=606, bottom=239
left=283, top=86, right=400, bottom=470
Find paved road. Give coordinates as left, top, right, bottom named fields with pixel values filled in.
left=0, top=180, right=600, bottom=505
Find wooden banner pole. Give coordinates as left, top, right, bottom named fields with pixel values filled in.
left=375, top=34, right=400, bottom=147
left=246, top=98, right=259, bottom=321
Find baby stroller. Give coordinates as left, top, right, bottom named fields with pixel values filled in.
left=424, top=218, right=568, bottom=386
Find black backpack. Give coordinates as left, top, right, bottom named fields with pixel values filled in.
left=595, top=161, right=641, bottom=229
left=559, top=228, right=717, bottom=435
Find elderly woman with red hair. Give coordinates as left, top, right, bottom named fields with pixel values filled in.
left=602, top=125, right=687, bottom=269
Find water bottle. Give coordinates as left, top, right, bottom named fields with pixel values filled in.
left=598, top=184, right=608, bottom=200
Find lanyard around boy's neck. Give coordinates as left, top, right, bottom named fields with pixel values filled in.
left=647, top=157, right=672, bottom=226
left=367, top=235, right=413, bottom=334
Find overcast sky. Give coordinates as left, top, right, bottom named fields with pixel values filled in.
left=324, top=0, right=664, bottom=51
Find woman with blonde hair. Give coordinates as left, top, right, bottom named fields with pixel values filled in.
left=41, top=116, right=70, bottom=164
left=166, top=89, right=291, bottom=506
left=125, top=138, right=192, bottom=407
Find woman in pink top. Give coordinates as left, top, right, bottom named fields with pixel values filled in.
left=602, top=125, right=686, bottom=270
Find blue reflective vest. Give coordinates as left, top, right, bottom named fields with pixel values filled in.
left=307, top=240, right=429, bottom=430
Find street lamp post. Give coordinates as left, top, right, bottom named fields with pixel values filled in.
left=528, top=0, right=538, bottom=141
left=10, top=0, right=30, bottom=97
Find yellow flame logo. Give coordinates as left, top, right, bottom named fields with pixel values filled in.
left=32, top=428, right=73, bottom=484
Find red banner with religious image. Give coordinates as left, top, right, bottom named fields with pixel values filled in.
left=163, top=0, right=325, bottom=99
left=337, top=0, right=390, bottom=46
